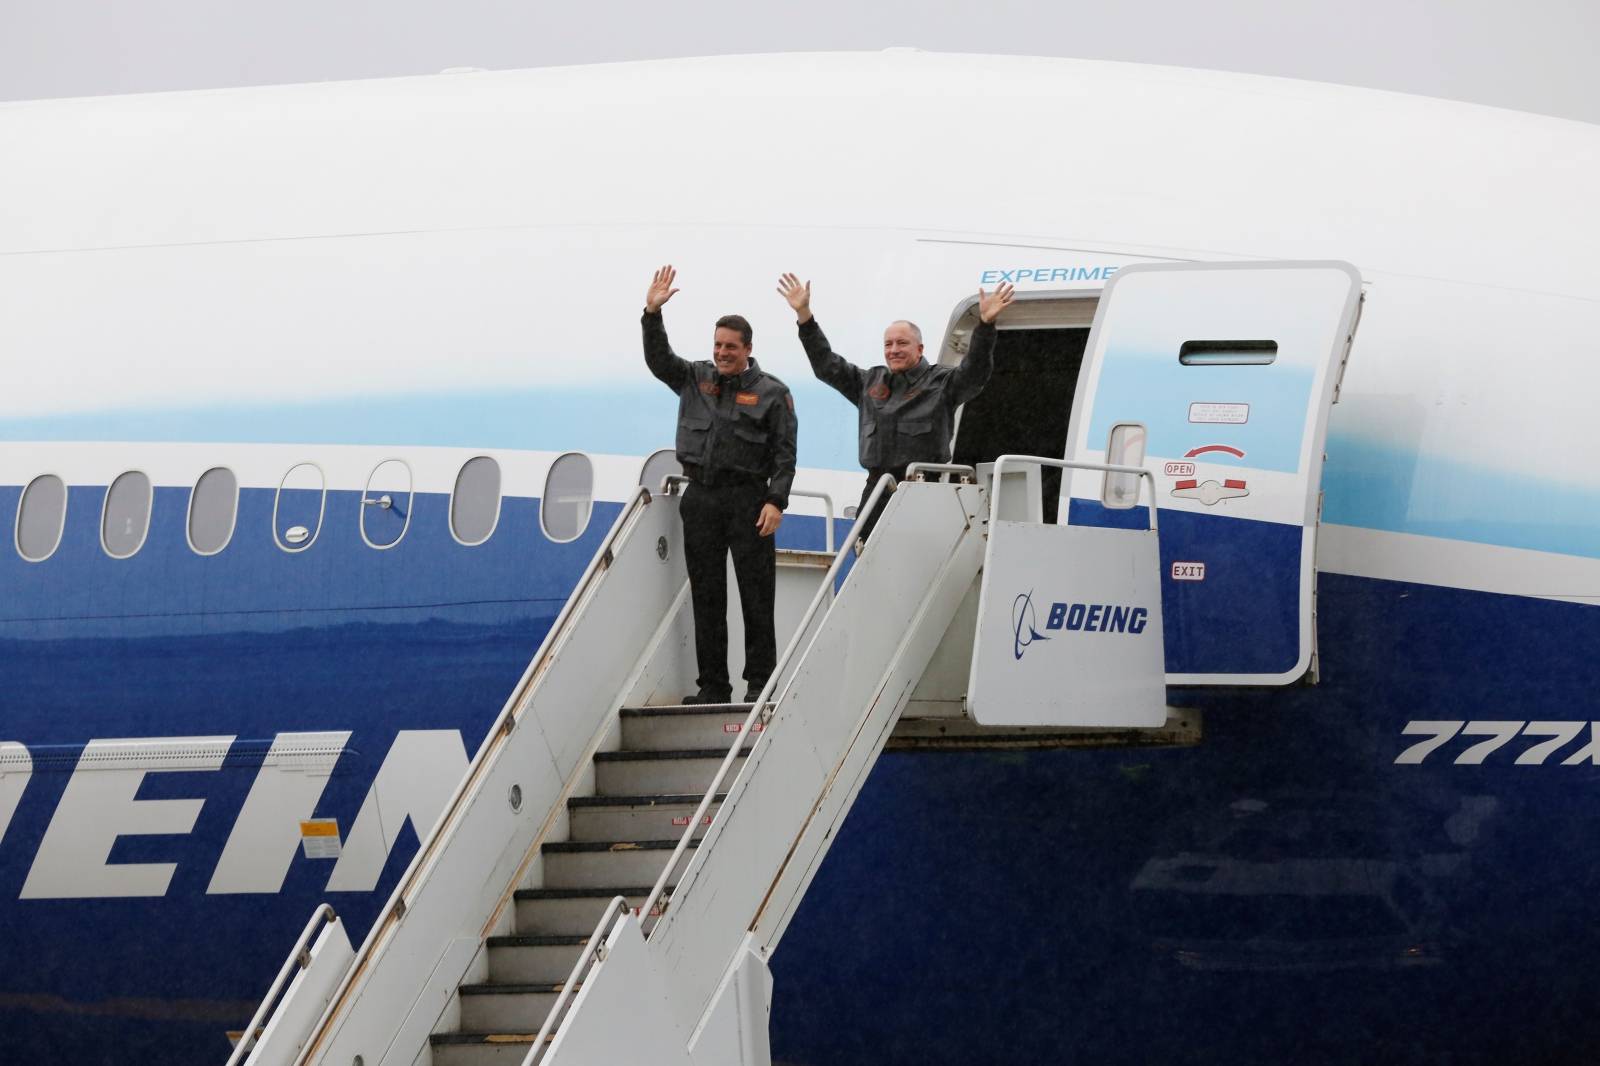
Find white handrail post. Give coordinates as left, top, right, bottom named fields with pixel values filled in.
left=225, top=904, right=337, bottom=1066
left=517, top=896, right=630, bottom=1066
left=989, top=454, right=1159, bottom=533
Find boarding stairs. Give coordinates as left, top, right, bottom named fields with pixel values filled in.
left=231, top=457, right=1171, bottom=1066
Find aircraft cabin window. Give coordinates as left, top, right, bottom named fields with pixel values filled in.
left=541, top=452, right=594, bottom=543
left=1178, top=339, right=1278, bottom=366
left=450, top=456, right=502, bottom=546
left=273, top=462, right=327, bottom=553
left=16, top=474, right=67, bottom=562
left=102, top=471, right=153, bottom=559
left=188, top=467, right=239, bottom=556
left=361, top=459, right=414, bottom=550
left=1102, top=423, right=1148, bottom=509
left=638, top=448, right=682, bottom=492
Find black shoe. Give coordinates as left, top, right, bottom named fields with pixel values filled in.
left=682, top=689, right=732, bottom=706
left=742, top=684, right=768, bottom=703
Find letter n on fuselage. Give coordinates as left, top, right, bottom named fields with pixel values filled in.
left=324, top=730, right=470, bottom=893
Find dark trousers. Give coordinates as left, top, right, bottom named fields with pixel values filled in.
left=854, top=466, right=908, bottom=543
left=680, top=480, right=777, bottom=697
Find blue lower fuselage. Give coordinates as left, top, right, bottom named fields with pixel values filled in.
left=0, top=483, right=1596, bottom=1065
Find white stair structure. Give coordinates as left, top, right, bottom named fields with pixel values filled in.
left=235, top=461, right=1173, bottom=1066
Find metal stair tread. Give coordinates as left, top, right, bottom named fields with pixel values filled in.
left=486, top=933, right=591, bottom=947
left=541, top=838, right=700, bottom=853
left=567, top=792, right=727, bottom=808
left=458, top=981, right=574, bottom=995
left=593, top=748, right=748, bottom=762
left=430, top=1031, right=551, bottom=1044
left=514, top=885, right=659, bottom=900
left=619, top=703, right=756, bottom=715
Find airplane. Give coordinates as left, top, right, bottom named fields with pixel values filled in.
left=1, top=47, right=1597, bottom=1066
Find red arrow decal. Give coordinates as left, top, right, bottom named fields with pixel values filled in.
left=1184, top=444, right=1246, bottom=459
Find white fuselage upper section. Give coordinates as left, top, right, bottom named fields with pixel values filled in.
left=1, top=51, right=1597, bottom=596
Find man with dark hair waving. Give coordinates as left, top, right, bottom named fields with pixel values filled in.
left=643, top=265, right=797, bottom=705
left=777, top=273, right=1013, bottom=541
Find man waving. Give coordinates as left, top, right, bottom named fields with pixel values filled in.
left=777, top=273, right=1013, bottom=541
left=643, top=266, right=797, bottom=705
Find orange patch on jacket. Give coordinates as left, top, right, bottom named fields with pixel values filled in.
left=699, top=381, right=720, bottom=396
left=735, top=391, right=760, bottom=406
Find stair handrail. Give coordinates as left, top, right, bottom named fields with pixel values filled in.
left=225, top=904, right=339, bottom=1066
left=518, top=895, right=631, bottom=1066
left=989, top=454, right=1159, bottom=531
left=282, top=486, right=658, bottom=1064
left=661, top=476, right=838, bottom=552
left=638, top=473, right=900, bottom=932
left=903, top=462, right=977, bottom=483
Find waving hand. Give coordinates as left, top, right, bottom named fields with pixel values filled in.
left=977, top=281, right=1015, bottom=324
left=646, top=265, right=680, bottom=314
left=776, top=273, right=813, bottom=323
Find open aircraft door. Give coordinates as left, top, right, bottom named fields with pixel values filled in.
left=1062, top=261, right=1363, bottom=685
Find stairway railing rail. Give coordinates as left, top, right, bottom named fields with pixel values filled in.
left=517, top=895, right=631, bottom=1066
left=225, top=904, right=339, bottom=1066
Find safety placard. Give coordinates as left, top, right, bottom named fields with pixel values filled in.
left=299, top=819, right=342, bottom=859
left=1188, top=402, right=1249, bottom=424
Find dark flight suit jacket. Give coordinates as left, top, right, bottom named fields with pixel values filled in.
left=642, top=310, right=797, bottom=510
left=798, top=318, right=997, bottom=470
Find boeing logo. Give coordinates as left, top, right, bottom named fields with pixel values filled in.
left=1046, top=602, right=1150, bottom=635
left=1011, top=596, right=1151, bottom=661
left=1012, top=591, right=1050, bottom=660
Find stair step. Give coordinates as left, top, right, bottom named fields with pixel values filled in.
left=567, top=793, right=726, bottom=842
left=485, top=934, right=589, bottom=985
left=621, top=702, right=756, bottom=713
left=593, top=748, right=748, bottom=795
left=540, top=838, right=699, bottom=889
left=513, top=886, right=661, bottom=935
left=619, top=705, right=767, bottom=751
left=458, top=982, right=573, bottom=1032
left=429, top=1031, right=550, bottom=1066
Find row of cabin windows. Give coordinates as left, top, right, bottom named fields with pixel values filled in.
left=9, top=450, right=673, bottom=563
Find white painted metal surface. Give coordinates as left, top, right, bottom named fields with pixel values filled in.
left=3, top=52, right=1600, bottom=610
left=971, top=456, right=1167, bottom=728
left=1063, top=261, right=1363, bottom=684
left=288, top=488, right=691, bottom=1065
left=239, top=909, right=354, bottom=1066
left=545, top=481, right=987, bottom=1061
left=970, top=522, right=1166, bottom=727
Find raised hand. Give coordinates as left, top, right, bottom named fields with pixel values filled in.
left=756, top=502, right=783, bottom=537
left=646, top=265, right=680, bottom=313
left=978, top=281, right=1015, bottom=324
left=776, top=273, right=813, bottom=323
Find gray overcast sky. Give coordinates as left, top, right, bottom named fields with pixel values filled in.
left=3, top=0, right=1599, bottom=125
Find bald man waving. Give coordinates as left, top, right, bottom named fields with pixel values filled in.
left=777, top=274, right=1014, bottom=542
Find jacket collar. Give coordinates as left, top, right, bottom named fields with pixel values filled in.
left=718, top=358, right=762, bottom=388
left=892, top=358, right=931, bottom=386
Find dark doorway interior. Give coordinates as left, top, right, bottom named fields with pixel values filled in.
left=951, top=327, right=1088, bottom=523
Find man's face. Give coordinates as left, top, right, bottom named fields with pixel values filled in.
left=712, top=327, right=752, bottom=376
left=883, top=323, right=923, bottom=373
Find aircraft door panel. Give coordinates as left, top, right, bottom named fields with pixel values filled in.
left=1062, top=261, right=1362, bottom=684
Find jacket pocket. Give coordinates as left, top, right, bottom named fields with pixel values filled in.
left=898, top=419, right=933, bottom=436
left=726, top=421, right=770, bottom=471
left=675, top=412, right=713, bottom=460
